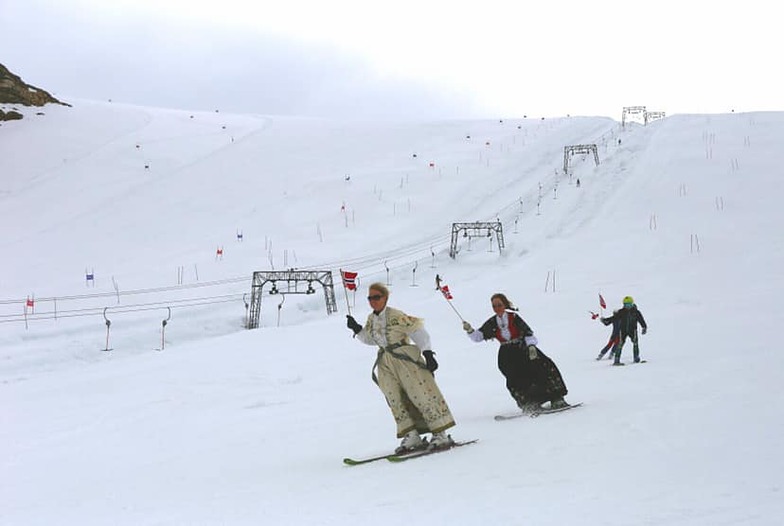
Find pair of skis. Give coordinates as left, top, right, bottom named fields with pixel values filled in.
left=344, top=440, right=478, bottom=466
left=611, top=360, right=647, bottom=367
left=345, top=403, right=582, bottom=465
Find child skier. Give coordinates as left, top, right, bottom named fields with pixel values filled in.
left=600, top=296, right=648, bottom=365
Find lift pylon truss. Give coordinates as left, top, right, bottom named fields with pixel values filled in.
left=622, top=106, right=647, bottom=127
left=248, top=269, right=337, bottom=329
left=563, top=144, right=600, bottom=174
left=449, top=221, right=505, bottom=259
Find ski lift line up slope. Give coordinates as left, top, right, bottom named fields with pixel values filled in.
left=1, top=106, right=612, bottom=303
left=186, top=120, right=619, bottom=280
left=309, top=121, right=620, bottom=274
left=0, top=117, right=654, bottom=327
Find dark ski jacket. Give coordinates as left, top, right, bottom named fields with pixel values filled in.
left=601, top=305, right=647, bottom=338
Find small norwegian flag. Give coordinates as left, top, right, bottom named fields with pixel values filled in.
left=340, top=270, right=358, bottom=291
left=599, top=294, right=606, bottom=309
left=440, top=284, right=454, bottom=300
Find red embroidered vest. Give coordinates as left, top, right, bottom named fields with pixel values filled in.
left=495, top=312, right=521, bottom=343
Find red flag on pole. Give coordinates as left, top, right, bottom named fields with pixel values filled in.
left=440, top=284, right=454, bottom=300
left=340, top=270, right=358, bottom=291
left=26, top=297, right=34, bottom=308
left=599, top=294, right=606, bottom=309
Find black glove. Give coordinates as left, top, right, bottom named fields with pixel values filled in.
left=346, top=315, right=362, bottom=335
left=642, top=326, right=647, bottom=335
left=600, top=317, right=611, bottom=326
left=422, top=350, right=438, bottom=373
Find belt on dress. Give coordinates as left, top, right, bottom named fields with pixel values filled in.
left=371, top=341, right=428, bottom=384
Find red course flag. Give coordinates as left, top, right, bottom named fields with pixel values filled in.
left=440, top=284, right=454, bottom=300
left=599, top=294, right=606, bottom=309
left=26, top=297, right=34, bottom=308
left=341, top=270, right=358, bottom=291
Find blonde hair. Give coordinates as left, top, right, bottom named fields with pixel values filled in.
left=368, top=282, right=390, bottom=297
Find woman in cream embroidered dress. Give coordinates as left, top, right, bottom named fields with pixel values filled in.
left=346, top=283, right=456, bottom=452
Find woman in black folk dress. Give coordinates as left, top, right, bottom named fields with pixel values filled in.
left=463, top=293, right=569, bottom=413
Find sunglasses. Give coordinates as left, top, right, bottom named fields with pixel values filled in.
left=367, top=294, right=384, bottom=301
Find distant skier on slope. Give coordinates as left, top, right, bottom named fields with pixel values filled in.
left=601, top=296, right=648, bottom=365
left=345, top=282, right=457, bottom=453
left=462, top=292, right=570, bottom=413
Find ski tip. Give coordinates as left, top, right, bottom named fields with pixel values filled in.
left=495, top=411, right=533, bottom=421
left=343, top=456, right=387, bottom=466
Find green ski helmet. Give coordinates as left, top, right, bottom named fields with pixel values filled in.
left=622, top=295, right=634, bottom=306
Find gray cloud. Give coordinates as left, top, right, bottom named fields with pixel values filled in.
left=1, top=2, right=486, bottom=119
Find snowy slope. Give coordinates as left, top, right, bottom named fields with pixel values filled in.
left=1, top=101, right=782, bottom=525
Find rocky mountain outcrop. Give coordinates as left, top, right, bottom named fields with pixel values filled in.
left=1, top=63, right=69, bottom=121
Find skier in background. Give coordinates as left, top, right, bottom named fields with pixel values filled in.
left=596, top=311, right=621, bottom=360
left=346, top=282, right=456, bottom=453
left=462, top=292, right=570, bottom=413
left=601, top=296, right=648, bottom=365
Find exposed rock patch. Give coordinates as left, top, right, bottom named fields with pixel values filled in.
left=0, top=63, right=69, bottom=121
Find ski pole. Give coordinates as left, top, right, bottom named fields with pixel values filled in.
left=443, top=298, right=465, bottom=322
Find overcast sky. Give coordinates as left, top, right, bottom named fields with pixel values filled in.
left=1, top=0, right=780, bottom=119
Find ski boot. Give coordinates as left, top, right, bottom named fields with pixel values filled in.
left=395, top=430, right=426, bottom=454
left=550, top=397, right=569, bottom=409
left=429, top=431, right=455, bottom=450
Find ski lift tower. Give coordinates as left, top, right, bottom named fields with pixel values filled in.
left=449, top=221, right=504, bottom=259
left=622, top=106, right=647, bottom=127
left=563, top=144, right=600, bottom=174
left=247, top=269, right=337, bottom=329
